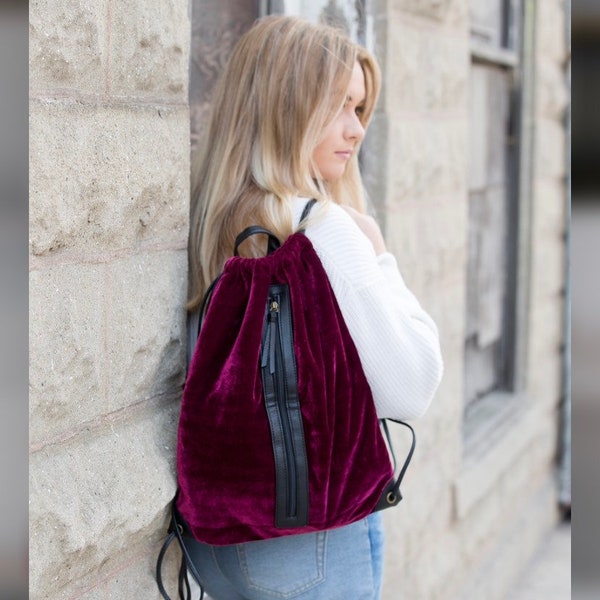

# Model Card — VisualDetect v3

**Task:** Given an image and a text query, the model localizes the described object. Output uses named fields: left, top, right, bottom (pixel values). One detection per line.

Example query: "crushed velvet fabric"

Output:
left=176, top=232, right=393, bottom=545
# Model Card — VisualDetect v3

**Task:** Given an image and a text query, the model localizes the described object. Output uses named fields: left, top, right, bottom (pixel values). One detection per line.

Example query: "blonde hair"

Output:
left=188, top=15, right=381, bottom=309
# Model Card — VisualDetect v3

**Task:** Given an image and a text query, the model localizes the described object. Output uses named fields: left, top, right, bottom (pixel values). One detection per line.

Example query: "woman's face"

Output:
left=312, top=62, right=366, bottom=182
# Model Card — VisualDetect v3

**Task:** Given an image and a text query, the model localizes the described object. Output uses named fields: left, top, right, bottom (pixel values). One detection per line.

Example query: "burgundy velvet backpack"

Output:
left=156, top=200, right=415, bottom=599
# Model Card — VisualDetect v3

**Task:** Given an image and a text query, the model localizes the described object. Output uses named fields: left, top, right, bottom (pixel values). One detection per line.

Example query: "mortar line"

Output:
left=65, top=545, right=149, bottom=600
left=29, top=239, right=188, bottom=271
left=29, top=90, right=188, bottom=110
left=29, top=389, right=182, bottom=454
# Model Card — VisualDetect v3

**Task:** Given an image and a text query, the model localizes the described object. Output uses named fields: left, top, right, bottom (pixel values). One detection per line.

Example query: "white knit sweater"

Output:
left=292, top=197, right=444, bottom=421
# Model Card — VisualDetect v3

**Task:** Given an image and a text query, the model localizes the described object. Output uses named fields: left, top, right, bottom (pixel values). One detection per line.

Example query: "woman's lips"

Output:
left=335, top=151, right=352, bottom=160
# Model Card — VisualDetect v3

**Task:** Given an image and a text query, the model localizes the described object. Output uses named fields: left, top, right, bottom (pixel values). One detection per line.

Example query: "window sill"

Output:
left=454, top=391, right=540, bottom=520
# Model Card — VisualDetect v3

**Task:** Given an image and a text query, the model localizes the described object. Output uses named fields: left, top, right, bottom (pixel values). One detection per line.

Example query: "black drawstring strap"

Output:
left=156, top=499, right=205, bottom=600
left=374, top=419, right=416, bottom=511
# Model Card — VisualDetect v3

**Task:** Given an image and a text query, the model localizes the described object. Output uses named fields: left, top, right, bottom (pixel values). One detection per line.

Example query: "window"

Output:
left=464, top=0, right=533, bottom=413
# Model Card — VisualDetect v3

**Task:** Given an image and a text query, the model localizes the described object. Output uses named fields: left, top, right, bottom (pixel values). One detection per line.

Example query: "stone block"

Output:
left=383, top=482, right=456, bottom=598
left=106, top=250, right=187, bottom=412
left=29, top=0, right=108, bottom=95
left=29, top=402, right=179, bottom=599
left=388, top=119, right=468, bottom=202
left=530, top=234, right=566, bottom=302
left=527, top=303, right=564, bottom=405
left=385, top=19, right=469, bottom=113
left=385, top=193, right=468, bottom=297
left=369, top=6, right=389, bottom=72
left=421, top=355, right=464, bottom=437
left=535, top=60, right=569, bottom=121
left=454, top=404, right=541, bottom=521
left=384, top=434, right=459, bottom=557
left=536, top=0, right=568, bottom=65
left=29, top=263, right=105, bottom=446
left=30, top=101, right=189, bottom=256
left=534, top=119, right=567, bottom=181
left=390, top=0, right=468, bottom=27
left=400, top=530, right=465, bottom=600
left=532, top=181, right=568, bottom=240
left=457, top=478, right=559, bottom=600
left=109, top=0, right=189, bottom=100
left=528, top=300, right=564, bottom=360
left=104, top=546, right=170, bottom=599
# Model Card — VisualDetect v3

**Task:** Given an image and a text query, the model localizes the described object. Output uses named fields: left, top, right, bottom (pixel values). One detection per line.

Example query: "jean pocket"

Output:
left=236, top=531, right=327, bottom=598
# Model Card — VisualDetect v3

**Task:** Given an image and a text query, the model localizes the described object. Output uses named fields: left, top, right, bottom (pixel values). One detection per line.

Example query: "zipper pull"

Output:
left=269, top=299, right=279, bottom=374
left=261, top=323, right=270, bottom=369
left=261, top=298, right=279, bottom=371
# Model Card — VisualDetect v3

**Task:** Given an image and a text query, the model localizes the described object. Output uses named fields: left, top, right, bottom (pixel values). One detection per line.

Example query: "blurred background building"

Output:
left=28, top=0, right=571, bottom=598
left=1, top=2, right=28, bottom=598
left=571, top=0, right=600, bottom=596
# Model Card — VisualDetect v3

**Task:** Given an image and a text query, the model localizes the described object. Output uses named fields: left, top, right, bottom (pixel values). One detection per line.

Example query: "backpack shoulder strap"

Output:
left=234, top=226, right=280, bottom=256
left=298, top=199, right=317, bottom=231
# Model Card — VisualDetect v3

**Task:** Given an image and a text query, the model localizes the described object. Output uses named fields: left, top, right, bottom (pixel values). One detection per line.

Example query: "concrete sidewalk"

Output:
left=507, top=520, right=571, bottom=599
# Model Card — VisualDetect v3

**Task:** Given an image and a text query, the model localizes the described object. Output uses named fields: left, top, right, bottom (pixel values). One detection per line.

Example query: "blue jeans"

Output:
left=183, top=512, right=385, bottom=600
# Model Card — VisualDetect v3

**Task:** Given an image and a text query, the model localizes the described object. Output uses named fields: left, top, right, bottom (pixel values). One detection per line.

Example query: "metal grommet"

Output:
left=177, top=524, right=184, bottom=535
left=386, top=492, right=397, bottom=504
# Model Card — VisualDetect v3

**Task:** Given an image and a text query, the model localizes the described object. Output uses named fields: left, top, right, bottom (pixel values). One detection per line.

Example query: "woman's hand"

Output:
left=341, top=206, right=387, bottom=255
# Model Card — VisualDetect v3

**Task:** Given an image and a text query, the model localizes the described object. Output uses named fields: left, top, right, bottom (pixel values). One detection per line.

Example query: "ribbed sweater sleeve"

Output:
left=292, top=198, right=444, bottom=420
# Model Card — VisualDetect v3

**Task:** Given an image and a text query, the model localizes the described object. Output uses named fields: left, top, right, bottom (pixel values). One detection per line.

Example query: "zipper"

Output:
left=260, top=286, right=308, bottom=528
left=262, top=294, right=297, bottom=519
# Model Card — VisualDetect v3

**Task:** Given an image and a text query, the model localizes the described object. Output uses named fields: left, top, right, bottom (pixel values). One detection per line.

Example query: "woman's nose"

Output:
left=345, top=113, right=365, bottom=142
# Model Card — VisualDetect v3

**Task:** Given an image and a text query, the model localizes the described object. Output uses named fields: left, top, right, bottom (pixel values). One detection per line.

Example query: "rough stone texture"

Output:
left=109, top=0, right=189, bottom=101
left=536, top=0, right=568, bottom=65
left=390, top=0, right=469, bottom=26
left=387, top=194, right=468, bottom=289
left=385, top=21, right=468, bottom=113
left=377, top=1, right=568, bottom=599
left=29, top=262, right=106, bottom=445
left=29, top=101, right=189, bottom=257
left=29, top=0, right=108, bottom=95
left=388, top=120, right=468, bottom=201
left=29, top=400, right=179, bottom=599
left=29, top=249, right=187, bottom=447
left=29, top=0, right=190, bottom=595
left=458, top=478, right=560, bottom=600
left=106, top=250, right=187, bottom=413
left=534, top=119, right=567, bottom=181
left=29, top=0, right=188, bottom=102
left=536, top=59, right=570, bottom=120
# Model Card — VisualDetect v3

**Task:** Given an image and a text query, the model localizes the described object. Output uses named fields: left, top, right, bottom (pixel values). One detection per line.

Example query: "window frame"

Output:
left=462, top=0, right=536, bottom=446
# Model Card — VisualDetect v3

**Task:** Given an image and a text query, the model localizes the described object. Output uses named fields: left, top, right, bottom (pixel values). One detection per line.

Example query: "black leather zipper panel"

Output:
left=260, top=284, right=309, bottom=528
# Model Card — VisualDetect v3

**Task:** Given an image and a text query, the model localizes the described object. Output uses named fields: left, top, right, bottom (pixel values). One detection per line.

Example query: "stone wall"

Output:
left=29, top=0, right=190, bottom=597
left=371, top=1, right=471, bottom=598
left=28, top=0, right=568, bottom=597
left=371, top=1, right=569, bottom=599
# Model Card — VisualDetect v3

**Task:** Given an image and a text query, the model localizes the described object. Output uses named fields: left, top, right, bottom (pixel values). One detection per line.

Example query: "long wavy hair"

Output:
left=188, top=15, right=381, bottom=309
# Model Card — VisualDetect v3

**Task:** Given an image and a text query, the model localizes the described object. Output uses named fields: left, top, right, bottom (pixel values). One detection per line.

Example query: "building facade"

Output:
left=29, top=0, right=569, bottom=598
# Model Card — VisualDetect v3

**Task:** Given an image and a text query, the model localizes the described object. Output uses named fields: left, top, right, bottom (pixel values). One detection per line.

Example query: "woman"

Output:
left=183, top=15, right=443, bottom=600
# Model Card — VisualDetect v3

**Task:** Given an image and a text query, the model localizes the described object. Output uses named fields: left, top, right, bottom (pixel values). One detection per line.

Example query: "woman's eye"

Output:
left=355, top=105, right=365, bottom=116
